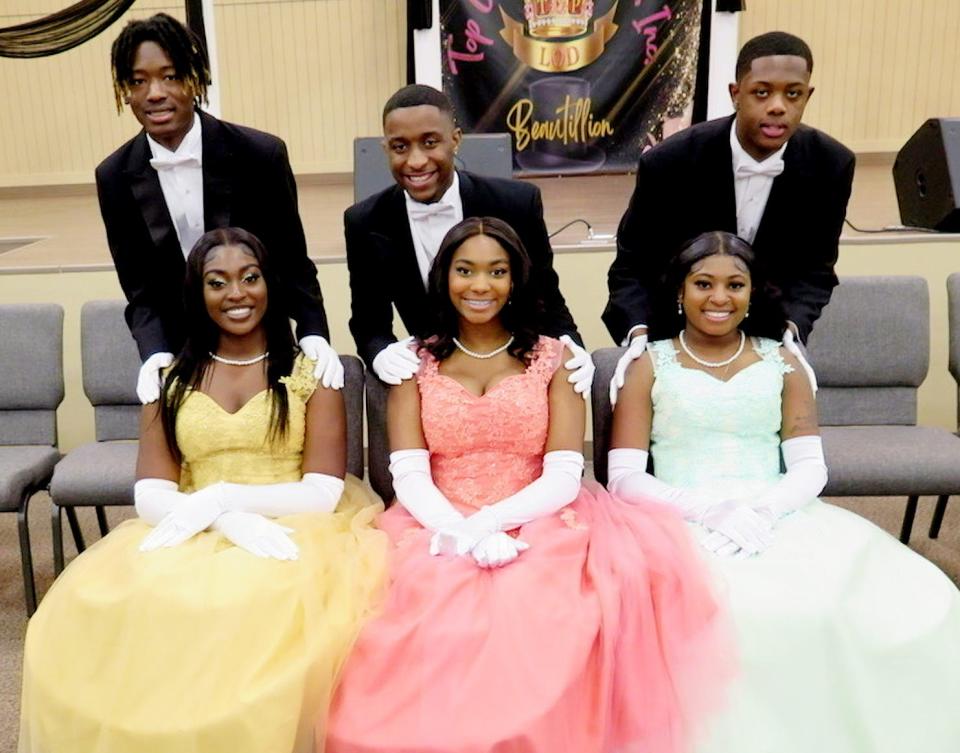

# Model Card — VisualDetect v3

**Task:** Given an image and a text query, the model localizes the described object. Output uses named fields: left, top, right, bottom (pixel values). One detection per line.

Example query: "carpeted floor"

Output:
left=1, top=492, right=958, bottom=752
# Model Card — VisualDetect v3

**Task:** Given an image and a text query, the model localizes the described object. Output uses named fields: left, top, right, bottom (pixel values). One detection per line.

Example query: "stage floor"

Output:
left=0, top=153, right=946, bottom=274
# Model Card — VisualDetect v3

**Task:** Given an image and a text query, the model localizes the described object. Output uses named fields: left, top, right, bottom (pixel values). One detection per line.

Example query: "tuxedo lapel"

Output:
left=199, top=112, right=232, bottom=230
left=124, top=134, right=179, bottom=253
left=752, top=132, right=808, bottom=250
left=705, top=118, right=738, bottom=232
left=378, top=187, right=428, bottom=302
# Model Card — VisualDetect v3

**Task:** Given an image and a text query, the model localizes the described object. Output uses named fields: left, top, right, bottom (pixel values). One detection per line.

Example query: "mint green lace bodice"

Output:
left=649, top=338, right=794, bottom=498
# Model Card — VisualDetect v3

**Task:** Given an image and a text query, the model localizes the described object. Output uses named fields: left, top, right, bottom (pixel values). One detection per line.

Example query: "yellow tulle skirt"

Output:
left=19, top=476, right=387, bottom=753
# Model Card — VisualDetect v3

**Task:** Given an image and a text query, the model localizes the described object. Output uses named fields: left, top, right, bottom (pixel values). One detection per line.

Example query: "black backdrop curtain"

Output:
left=0, top=0, right=135, bottom=58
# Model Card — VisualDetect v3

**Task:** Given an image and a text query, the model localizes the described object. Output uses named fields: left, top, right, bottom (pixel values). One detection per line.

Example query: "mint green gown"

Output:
left=649, top=338, right=960, bottom=753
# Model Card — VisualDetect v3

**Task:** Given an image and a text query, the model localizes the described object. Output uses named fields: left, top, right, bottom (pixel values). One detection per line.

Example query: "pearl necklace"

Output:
left=678, top=330, right=745, bottom=368
left=453, top=335, right=514, bottom=360
left=209, top=351, right=269, bottom=366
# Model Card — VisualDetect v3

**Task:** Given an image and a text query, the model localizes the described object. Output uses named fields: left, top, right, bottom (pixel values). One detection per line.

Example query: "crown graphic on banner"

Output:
left=524, top=0, right=595, bottom=39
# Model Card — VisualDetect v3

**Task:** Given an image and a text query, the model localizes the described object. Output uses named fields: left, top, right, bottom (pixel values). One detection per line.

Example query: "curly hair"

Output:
left=159, top=228, right=296, bottom=461
left=110, top=12, right=210, bottom=114
left=647, top=230, right=787, bottom=341
left=422, top=217, right=542, bottom=365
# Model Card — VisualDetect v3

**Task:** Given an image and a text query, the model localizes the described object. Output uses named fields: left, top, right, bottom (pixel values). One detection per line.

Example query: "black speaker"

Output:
left=893, top=118, right=960, bottom=232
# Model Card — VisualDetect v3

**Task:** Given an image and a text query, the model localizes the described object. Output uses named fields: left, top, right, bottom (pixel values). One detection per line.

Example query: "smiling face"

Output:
left=680, top=253, right=752, bottom=338
left=447, top=234, right=512, bottom=327
left=125, top=40, right=195, bottom=151
left=729, top=54, right=813, bottom=161
left=383, top=104, right=462, bottom=203
left=202, top=244, right=268, bottom=340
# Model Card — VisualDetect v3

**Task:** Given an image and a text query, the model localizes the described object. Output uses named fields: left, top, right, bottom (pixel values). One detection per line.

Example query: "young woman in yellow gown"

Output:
left=19, top=227, right=387, bottom=753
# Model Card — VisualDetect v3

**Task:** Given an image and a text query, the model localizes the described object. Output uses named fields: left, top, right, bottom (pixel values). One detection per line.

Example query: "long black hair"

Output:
left=648, top=230, right=787, bottom=340
left=159, top=227, right=296, bottom=461
left=423, top=216, right=542, bottom=365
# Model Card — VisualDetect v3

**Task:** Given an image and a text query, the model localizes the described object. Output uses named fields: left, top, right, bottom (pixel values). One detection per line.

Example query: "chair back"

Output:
left=365, top=371, right=393, bottom=503
left=807, top=276, right=928, bottom=426
left=81, top=301, right=141, bottom=441
left=340, top=355, right=365, bottom=479
left=353, top=133, right=514, bottom=203
left=590, top=347, right=624, bottom=486
left=0, top=304, right=64, bottom=446
left=947, top=273, right=960, bottom=429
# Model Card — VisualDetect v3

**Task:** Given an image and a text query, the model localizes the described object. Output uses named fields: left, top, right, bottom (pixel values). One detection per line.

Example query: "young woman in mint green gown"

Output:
left=609, top=230, right=960, bottom=753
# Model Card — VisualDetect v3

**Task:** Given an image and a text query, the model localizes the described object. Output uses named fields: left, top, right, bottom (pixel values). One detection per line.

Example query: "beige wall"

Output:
left=0, top=241, right=956, bottom=452
left=0, top=0, right=406, bottom=186
left=739, top=0, right=960, bottom=152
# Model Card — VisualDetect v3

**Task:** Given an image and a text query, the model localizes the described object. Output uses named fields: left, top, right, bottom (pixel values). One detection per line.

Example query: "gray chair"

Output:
left=365, top=371, right=393, bottom=503
left=806, top=276, right=960, bottom=543
left=50, top=301, right=140, bottom=574
left=590, top=347, right=623, bottom=487
left=353, top=133, right=514, bottom=203
left=0, top=304, right=64, bottom=614
left=928, top=272, right=960, bottom=538
left=341, top=355, right=366, bottom=480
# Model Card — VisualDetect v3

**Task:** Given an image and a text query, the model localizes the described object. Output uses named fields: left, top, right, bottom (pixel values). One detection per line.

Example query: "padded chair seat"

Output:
left=50, top=441, right=138, bottom=507
left=0, top=445, right=59, bottom=511
left=822, top=426, right=960, bottom=496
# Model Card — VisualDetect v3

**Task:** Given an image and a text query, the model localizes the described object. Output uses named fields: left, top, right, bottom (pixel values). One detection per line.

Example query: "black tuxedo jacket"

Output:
left=344, top=171, right=581, bottom=367
left=95, top=110, right=328, bottom=360
left=604, top=115, right=855, bottom=343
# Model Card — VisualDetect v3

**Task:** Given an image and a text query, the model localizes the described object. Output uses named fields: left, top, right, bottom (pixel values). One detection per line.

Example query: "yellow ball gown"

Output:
left=19, top=355, right=388, bottom=753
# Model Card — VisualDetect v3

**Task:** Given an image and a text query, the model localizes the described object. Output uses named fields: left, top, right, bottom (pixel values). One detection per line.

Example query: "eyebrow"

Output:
left=203, top=263, right=261, bottom=276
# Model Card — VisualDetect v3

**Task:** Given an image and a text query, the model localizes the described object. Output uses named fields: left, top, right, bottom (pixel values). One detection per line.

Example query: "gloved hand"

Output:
left=701, top=531, right=752, bottom=559
left=430, top=507, right=499, bottom=557
left=372, top=337, right=421, bottom=385
left=299, top=335, right=344, bottom=390
left=559, top=335, right=595, bottom=400
left=609, top=333, right=648, bottom=406
left=700, top=500, right=773, bottom=556
left=136, top=351, right=174, bottom=404
left=470, top=532, right=530, bottom=568
left=214, top=510, right=299, bottom=560
left=139, top=482, right=225, bottom=551
left=782, top=327, right=818, bottom=394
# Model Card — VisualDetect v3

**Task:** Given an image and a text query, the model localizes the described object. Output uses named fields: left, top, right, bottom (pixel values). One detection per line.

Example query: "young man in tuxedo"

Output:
left=97, top=13, right=341, bottom=402
left=605, top=31, right=855, bottom=402
left=345, top=85, right=594, bottom=394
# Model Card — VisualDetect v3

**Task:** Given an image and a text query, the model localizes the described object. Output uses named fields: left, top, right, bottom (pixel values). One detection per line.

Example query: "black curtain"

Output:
left=0, top=0, right=135, bottom=58
left=184, top=0, right=209, bottom=56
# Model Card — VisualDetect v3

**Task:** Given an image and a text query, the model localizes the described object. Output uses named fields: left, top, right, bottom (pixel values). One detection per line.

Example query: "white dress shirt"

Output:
left=404, top=171, right=463, bottom=287
left=148, top=113, right=205, bottom=258
left=730, top=121, right=787, bottom=244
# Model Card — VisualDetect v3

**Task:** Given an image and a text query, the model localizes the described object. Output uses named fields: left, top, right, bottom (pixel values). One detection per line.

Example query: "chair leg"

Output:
left=18, top=492, right=38, bottom=616
left=900, top=495, right=919, bottom=544
left=930, top=495, right=950, bottom=539
left=52, top=502, right=65, bottom=576
left=95, top=506, right=109, bottom=537
left=65, top=506, right=86, bottom=553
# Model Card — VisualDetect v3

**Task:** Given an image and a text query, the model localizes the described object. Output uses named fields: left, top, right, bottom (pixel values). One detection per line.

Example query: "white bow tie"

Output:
left=407, top=201, right=457, bottom=221
left=150, top=154, right=201, bottom=171
left=735, top=158, right=784, bottom=179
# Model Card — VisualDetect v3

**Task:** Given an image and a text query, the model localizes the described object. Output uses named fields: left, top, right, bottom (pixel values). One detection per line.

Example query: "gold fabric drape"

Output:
left=0, top=0, right=136, bottom=58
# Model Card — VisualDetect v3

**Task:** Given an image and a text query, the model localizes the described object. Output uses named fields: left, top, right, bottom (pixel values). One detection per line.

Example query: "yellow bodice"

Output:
left=175, top=354, right=317, bottom=492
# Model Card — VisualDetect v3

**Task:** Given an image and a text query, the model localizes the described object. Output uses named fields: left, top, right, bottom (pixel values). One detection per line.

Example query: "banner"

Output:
left=441, top=0, right=704, bottom=174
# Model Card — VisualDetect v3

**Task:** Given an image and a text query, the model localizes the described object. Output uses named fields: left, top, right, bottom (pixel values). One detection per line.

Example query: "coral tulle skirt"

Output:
left=324, top=482, right=734, bottom=753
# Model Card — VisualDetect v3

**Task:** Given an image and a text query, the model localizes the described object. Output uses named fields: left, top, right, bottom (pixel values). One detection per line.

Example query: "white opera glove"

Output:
left=607, top=448, right=724, bottom=521
left=700, top=500, right=773, bottom=555
left=609, top=333, right=648, bottom=406
left=218, top=473, right=345, bottom=516
left=559, top=335, right=595, bottom=399
left=372, top=337, right=421, bottom=385
left=751, top=435, right=827, bottom=522
left=214, top=511, right=299, bottom=560
left=298, top=335, right=344, bottom=390
left=138, top=480, right=226, bottom=551
left=470, top=531, right=530, bottom=569
left=389, top=449, right=465, bottom=554
left=435, top=451, right=584, bottom=556
left=136, top=351, right=173, bottom=404
left=782, top=328, right=818, bottom=394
